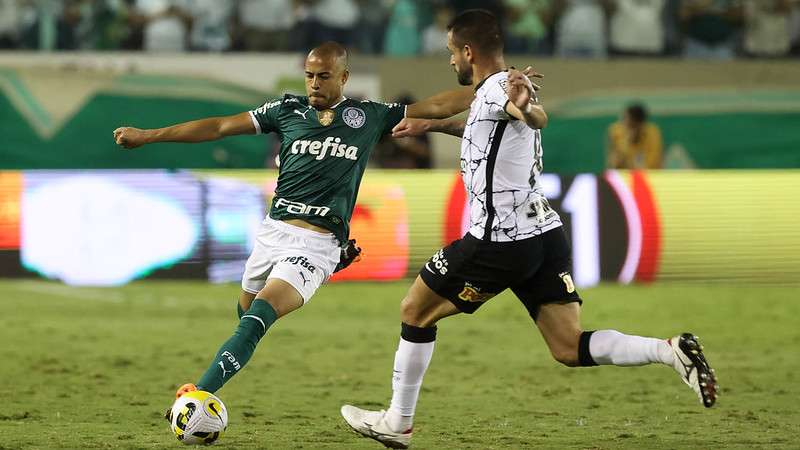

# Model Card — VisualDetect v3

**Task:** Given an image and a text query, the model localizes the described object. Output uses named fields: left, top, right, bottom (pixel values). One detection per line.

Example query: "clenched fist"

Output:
left=113, top=127, right=149, bottom=149
left=508, top=68, right=536, bottom=112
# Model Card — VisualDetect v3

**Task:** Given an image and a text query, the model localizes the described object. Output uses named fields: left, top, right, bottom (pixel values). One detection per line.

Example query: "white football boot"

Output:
left=669, top=333, right=719, bottom=407
left=340, top=405, right=412, bottom=449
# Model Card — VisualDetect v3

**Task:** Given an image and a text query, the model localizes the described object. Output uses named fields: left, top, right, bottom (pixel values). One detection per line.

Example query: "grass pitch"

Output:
left=0, top=280, right=797, bottom=449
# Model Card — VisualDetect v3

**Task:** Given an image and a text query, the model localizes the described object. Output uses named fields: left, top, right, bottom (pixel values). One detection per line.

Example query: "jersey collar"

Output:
left=474, top=70, right=507, bottom=92
left=329, top=96, right=348, bottom=109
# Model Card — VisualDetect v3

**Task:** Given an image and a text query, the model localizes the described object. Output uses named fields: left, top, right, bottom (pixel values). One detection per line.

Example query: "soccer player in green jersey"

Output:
left=113, top=42, right=485, bottom=402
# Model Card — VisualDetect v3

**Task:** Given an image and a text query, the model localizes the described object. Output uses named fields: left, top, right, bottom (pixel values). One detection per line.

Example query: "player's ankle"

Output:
left=385, top=408, right=413, bottom=433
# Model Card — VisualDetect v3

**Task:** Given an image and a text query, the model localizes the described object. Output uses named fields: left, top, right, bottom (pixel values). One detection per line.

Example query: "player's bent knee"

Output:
left=550, top=342, right=581, bottom=367
left=400, top=295, right=427, bottom=327
left=256, top=279, right=304, bottom=319
left=550, top=347, right=581, bottom=367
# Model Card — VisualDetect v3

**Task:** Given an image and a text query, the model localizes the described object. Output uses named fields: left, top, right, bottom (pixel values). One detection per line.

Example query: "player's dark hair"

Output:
left=447, top=9, right=503, bottom=54
left=627, top=103, right=648, bottom=123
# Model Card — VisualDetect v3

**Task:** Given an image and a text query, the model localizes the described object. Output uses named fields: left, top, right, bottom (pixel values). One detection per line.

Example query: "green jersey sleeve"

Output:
left=373, top=102, right=407, bottom=134
left=249, top=98, right=283, bottom=134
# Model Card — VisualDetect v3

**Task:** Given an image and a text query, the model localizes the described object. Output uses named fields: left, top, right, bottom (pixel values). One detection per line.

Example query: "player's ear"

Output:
left=463, top=44, right=474, bottom=64
left=341, top=69, right=349, bottom=86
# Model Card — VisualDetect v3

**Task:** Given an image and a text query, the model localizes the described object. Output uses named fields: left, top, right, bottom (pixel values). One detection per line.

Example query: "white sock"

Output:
left=588, top=330, right=674, bottom=366
left=385, top=337, right=434, bottom=432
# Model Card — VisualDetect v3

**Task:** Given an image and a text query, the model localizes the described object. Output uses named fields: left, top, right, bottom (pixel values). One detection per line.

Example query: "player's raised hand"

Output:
left=391, top=118, right=431, bottom=138
left=507, top=68, right=536, bottom=111
left=113, top=127, right=149, bottom=149
left=521, top=65, right=543, bottom=91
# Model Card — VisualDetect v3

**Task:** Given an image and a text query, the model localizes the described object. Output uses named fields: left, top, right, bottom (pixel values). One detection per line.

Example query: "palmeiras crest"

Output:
left=342, top=107, right=366, bottom=129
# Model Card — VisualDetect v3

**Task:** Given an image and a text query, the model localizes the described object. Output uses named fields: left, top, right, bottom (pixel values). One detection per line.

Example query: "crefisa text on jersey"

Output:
left=290, top=136, right=359, bottom=161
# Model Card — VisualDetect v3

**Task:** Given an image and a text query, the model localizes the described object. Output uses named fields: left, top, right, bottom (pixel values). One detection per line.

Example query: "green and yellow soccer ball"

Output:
left=168, top=391, right=228, bottom=445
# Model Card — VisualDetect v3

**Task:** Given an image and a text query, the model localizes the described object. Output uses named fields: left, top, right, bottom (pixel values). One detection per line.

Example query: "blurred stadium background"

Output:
left=1, top=1, right=799, bottom=449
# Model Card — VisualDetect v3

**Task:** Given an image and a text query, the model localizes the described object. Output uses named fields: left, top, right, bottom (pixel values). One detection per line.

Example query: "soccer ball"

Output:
left=168, top=390, right=228, bottom=445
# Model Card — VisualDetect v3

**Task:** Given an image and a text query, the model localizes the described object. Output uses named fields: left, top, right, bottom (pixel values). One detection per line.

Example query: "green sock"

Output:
left=196, top=299, right=277, bottom=393
left=237, top=303, right=244, bottom=319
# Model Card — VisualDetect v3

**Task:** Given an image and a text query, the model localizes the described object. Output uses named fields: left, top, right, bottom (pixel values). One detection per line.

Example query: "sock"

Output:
left=196, top=299, right=277, bottom=393
left=581, top=329, right=674, bottom=367
left=237, top=302, right=244, bottom=319
left=385, top=323, right=436, bottom=433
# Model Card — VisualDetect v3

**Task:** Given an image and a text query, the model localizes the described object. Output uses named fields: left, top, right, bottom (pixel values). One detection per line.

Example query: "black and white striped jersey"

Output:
left=460, top=71, right=562, bottom=242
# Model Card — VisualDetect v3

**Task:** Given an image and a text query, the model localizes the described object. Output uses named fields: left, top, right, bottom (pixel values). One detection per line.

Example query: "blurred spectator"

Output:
left=607, top=102, right=663, bottom=169
left=742, top=0, right=792, bottom=57
left=553, top=0, right=612, bottom=58
left=504, top=0, right=553, bottom=54
left=447, top=0, right=506, bottom=20
left=291, top=0, right=315, bottom=51
left=376, top=94, right=433, bottom=168
left=132, top=0, right=191, bottom=52
left=0, top=0, right=798, bottom=57
left=56, top=0, right=83, bottom=50
left=609, top=0, right=667, bottom=56
left=384, top=0, right=421, bottom=56
left=0, top=0, right=22, bottom=48
left=792, top=0, right=800, bottom=55
left=680, top=0, right=743, bottom=59
left=186, top=0, right=234, bottom=51
left=234, top=0, right=294, bottom=52
left=92, top=0, right=134, bottom=50
left=421, top=5, right=452, bottom=55
left=312, top=0, right=359, bottom=48
left=663, top=0, right=683, bottom=54
left=355, top=0, right=391, bottom=54
left=16, top=0, right=44, bottom=49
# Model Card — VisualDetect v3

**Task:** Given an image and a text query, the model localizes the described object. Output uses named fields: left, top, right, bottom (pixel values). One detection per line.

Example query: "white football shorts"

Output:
left=241, top=216, right=340, bottom=303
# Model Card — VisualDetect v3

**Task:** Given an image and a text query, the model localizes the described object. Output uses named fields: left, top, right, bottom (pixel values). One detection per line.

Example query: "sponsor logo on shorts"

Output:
left=290, top=136, right=359, bottom=160
left=426, top=249, right=449, bottom=275
left=282, top=255, right=317, bottom=273
left=458, top=282, right=496, bottom=303
left=559, top=271, right=575, bottom=293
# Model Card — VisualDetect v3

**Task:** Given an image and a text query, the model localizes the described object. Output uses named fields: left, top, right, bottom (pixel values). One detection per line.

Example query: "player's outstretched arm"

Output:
left=405, top=88, right=474, bottom=119
left=391, top=118, right=465, bottom=138
left=505, top=68, right=548, bottom=129
left=406, top=66, right=543, bottom=120
left=113, top=112, right=256, bottom=149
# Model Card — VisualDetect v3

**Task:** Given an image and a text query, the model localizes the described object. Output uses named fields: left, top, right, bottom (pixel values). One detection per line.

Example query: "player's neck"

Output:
left=314, top=95, right=346, bottom=110
left=472, top=57, right=506, bottom=90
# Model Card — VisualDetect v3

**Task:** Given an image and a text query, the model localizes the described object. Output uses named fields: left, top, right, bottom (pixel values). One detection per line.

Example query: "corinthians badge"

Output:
left=317, top=109, right=335, bottom=126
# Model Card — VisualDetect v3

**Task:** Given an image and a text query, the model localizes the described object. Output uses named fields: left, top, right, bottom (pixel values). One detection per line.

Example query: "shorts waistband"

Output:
left=265, top=216, right=337, bottom=242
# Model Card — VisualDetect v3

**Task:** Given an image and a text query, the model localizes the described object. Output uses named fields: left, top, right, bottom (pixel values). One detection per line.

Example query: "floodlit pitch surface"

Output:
left=1, top=280, right=796, bottom=449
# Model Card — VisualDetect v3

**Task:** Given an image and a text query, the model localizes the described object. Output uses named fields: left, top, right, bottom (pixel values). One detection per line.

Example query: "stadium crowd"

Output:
left=0, top=0, right=799, bottom=58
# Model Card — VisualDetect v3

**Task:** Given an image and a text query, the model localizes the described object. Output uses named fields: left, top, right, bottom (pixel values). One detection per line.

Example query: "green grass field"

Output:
left=1, top=280, right=797, bottom=449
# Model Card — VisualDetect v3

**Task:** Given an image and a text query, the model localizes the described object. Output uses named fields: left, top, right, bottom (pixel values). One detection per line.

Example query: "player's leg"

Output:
left=534, top=301, right=674, bottom=367
left=193, top=279, right=304, bottom=394
left=389, top=276, right=460, bottom=425
left=534, top=301, right=718, bottom=407
left=237, top=289, right=256, bottom=318
left=342, top=236, right=503, bottom=448
left=184, top=218, right=339, bottom=396
left=518, top=228, right=718, bottom=407
left=341, top=275, right=459, bottom=448
left=175, top=290, right=267, bottom=398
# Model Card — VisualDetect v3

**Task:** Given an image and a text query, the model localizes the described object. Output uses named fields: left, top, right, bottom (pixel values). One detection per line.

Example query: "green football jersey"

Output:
left=249, top=94, right=406, bottom=244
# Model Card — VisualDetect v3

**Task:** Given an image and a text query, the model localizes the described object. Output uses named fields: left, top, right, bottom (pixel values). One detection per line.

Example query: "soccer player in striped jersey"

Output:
left=340, top=10, right=718, bottom=449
